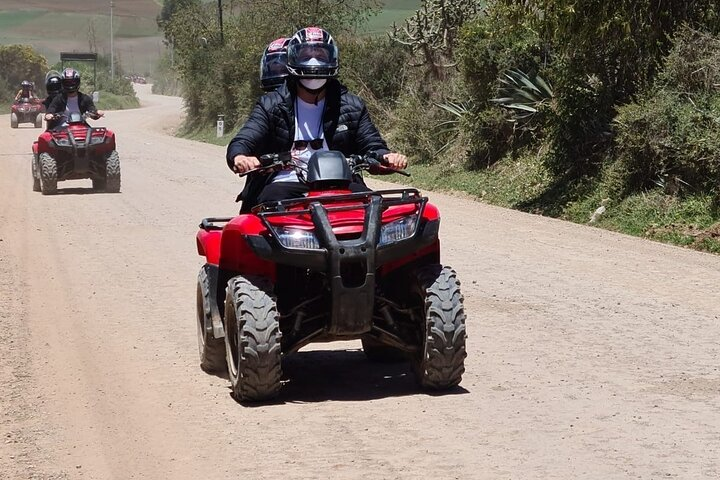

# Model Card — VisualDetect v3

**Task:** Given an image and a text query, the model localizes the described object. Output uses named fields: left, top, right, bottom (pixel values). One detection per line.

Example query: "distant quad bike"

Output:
left=195, top=151, right=467, bottom=402
left=11, top=98, right=44, bottom=128
left=31, top=112, right=120, bottom=194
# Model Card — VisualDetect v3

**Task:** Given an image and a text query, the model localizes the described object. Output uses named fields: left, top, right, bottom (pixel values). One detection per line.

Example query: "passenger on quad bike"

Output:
left=45, top=68, right=104, bottom=126
left=42, top=71, right=63, bottom=130
left=227, top=26, right=408, bottom=212
left=259, top=36, right=291, bottom=92
left=15, top=80, right=37, bottom=101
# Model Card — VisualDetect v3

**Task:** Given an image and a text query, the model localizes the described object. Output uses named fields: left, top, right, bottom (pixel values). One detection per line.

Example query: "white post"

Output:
left=216, top=115, right=225, bottom=138
left=110, top=0, right=114, bottom=82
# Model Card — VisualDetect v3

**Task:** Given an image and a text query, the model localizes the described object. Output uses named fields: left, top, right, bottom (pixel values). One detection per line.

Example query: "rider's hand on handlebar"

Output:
left=233, top=154, right=261, bottom=174
left=383, top=152, right=408, bottom=170
left=44, top=113, right=56, bottom=121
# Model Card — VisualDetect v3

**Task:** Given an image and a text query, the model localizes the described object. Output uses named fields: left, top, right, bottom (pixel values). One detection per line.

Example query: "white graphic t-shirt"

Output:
left=272, top=97, right=328, bottom=183
left=65, top=95, right=80, bottom=116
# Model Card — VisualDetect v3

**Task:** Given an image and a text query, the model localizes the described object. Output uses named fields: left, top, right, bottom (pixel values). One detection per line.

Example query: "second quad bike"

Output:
left=32, top=112, right=120, bottom=194
left=11, top=98, right=44, bottom=128
left=195, top=151, right=467, bottom=402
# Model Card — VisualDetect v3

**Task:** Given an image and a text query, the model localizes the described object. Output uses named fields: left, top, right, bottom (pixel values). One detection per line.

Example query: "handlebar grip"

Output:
left=258, top=151, right=292, bottom=167
left=258, top=154, right=277, bottom=167
left=366, top=151, right=389, bottom=165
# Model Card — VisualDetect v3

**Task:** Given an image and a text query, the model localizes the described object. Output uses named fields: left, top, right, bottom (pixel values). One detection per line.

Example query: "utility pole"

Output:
left=110, top=0, right=115, bottom=82
left=218, top=0, right=224, bottom=45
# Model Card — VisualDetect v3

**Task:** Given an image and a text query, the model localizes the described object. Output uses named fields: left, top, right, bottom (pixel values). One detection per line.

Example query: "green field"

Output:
left=363, top=0, right=422, bottom=35
left=0, top=7, right=162, bottom=76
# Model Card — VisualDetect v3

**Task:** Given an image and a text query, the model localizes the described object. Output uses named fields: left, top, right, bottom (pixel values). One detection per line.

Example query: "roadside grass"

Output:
left=96, top=92, right=140, bottom=111
left=179, top=124, right=234, bottom=147
left=565, top=190, right=720, bottom=254
left=387, top=154, right=720, bottom=254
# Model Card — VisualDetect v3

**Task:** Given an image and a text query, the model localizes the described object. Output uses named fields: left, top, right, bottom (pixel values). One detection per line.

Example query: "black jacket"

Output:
left=226, top=79, right=390, bottom=212
left=46, top=91, right=98, bottom=115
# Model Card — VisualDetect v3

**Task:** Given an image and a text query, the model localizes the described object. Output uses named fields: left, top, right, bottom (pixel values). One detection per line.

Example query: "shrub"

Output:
left=614, top=91, right=720, bottom=199
left=339, top=35, right=409, bottom=106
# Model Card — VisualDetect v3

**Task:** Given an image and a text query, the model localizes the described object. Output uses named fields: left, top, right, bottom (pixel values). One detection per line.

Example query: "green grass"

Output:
left=380, top=152, right=720, bottom=254
left=95, top=92, right=140, bottom=111
left=179, top=124, right=235, bottom=147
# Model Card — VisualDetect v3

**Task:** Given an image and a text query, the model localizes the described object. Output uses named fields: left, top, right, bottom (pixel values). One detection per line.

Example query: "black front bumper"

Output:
left=244, top=190, right=439, bottom=336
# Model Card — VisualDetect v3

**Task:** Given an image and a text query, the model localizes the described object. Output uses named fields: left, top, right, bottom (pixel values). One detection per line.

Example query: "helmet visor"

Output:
left=288, top=43, right=338, bottom=71
left=62, top=78, right=79, bottom=91
left=261, top=52, right=288, bottom=79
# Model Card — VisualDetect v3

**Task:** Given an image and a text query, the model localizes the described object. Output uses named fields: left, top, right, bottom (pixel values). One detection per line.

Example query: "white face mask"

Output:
left=300, top=78, right=327, bottom=90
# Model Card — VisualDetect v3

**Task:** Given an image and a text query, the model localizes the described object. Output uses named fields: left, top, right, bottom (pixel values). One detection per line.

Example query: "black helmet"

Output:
left=260, top=37, right=290, bottom=92
left=45, top=71, right=62, bottom=95
left=61, top=67, right=81, bottom=93
left=286, top=27, right=338, bottom=79
left=21, top=80, right=33, bottom=91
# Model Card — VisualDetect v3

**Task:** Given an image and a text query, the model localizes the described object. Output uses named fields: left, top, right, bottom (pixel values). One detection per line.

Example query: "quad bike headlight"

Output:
left=274, top=227, right=321, bottom=249
left=378, top=214, right=419, bottom=246
left=53, top=137, right=70, bottom=146
left=89, top=135, right=106, bottom=145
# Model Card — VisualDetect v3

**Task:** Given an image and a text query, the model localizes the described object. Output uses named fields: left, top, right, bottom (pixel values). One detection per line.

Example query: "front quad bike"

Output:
left=11, top=98, right=44, bottom=128
left=34, top=112, right=120, bottom=194
left=196, top=151, right=467, bottom=402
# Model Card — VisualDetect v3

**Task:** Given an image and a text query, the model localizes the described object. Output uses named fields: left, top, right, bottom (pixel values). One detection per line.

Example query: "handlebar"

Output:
left=238, top=151, right=410, bottom=178
left=45, top=111, right=102, bottom=121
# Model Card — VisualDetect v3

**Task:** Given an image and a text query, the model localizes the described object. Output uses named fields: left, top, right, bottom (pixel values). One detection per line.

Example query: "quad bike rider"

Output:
left=42, top=70, right=63, bottom=130
left=14, top=80, right=37, bottom=102
left=10, top=80, right=43, bottom=128
left=195, top=27, right=467, bottom=402
left=259, top=36, right=291, bottom=92
left=31, top=68, right=119, bottom=194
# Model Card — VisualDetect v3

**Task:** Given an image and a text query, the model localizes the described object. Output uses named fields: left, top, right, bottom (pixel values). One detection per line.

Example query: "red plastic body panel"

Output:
left=196, top=230, right=223, bottom=265
left=197, top=214, right=276, bottom=280
left=196, top=189, right=443, bottom=281
left=36, top=124, right=116, bottom=156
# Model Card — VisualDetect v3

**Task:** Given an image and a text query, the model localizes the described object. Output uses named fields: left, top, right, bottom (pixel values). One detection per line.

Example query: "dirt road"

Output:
left=1, top=85, right=719, bottom=479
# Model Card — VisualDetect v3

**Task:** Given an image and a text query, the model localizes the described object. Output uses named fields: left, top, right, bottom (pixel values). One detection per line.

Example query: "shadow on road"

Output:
left=237, top=348, right=469, bottom=406
left=55, top=187, right=117, bottom=195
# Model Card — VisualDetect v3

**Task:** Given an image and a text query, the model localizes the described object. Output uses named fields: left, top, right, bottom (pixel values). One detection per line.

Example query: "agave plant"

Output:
left=491, top=68, right=554, bottom=122
left=433, top=100, right=474, bottom=154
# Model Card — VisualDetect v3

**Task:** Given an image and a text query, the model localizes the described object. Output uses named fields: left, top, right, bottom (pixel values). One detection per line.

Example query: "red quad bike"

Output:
left=11, top=98, right=44, bottom=128
left=31, top=112, right=120, bottom=194
left=195, top=151, right=467, bottom=402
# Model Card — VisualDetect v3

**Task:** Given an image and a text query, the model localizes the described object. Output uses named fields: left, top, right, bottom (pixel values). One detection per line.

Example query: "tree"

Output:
left=390, top=0, right=484, bottom=80
left=0, top=45, right=49, bottom=102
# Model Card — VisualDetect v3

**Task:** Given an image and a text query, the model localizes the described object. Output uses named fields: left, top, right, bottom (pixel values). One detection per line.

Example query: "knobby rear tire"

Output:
left=197, top=265, right=227, bottom=374
left=224, top=275, right=282, bottom=402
